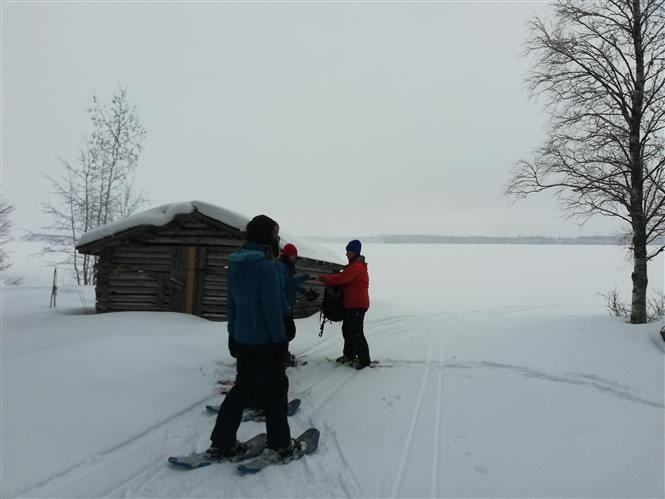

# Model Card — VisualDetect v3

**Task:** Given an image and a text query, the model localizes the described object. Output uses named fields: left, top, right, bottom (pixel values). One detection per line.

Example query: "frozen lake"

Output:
left=321, top=242, right=665, bottom=315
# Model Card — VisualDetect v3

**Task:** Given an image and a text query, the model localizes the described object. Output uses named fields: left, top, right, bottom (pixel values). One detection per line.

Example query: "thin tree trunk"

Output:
left=67, top=171, right=82, bottom=286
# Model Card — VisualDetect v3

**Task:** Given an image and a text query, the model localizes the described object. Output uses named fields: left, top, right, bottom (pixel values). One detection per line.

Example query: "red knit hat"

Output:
left=282, top=243, right=298, bottom=256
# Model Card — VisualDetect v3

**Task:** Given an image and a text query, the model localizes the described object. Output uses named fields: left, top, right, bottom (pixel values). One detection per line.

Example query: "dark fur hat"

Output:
left=246, top=215, right=278, bottom=246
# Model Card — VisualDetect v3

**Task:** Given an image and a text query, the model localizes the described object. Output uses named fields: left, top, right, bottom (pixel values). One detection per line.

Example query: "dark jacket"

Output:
left=277, top=259, right=309, bottom=315
left=227, top=243, right=286, bottom=345
left=319, top=256, right=370, bottom=310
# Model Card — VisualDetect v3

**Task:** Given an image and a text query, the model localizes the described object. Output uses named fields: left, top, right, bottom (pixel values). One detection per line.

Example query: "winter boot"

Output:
left=206, top=440, right=248, bottom=461
left=267, top=438, right=303, bottom=464
left=278, top=438, right=303, bottom=459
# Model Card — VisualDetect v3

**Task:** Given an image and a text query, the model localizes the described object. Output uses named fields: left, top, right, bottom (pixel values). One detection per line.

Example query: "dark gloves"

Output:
left=304, top=290, right=319, bottom=302
left=228, top=335, right=237, bottom=358
left=296, top=274, right=312, bottom=288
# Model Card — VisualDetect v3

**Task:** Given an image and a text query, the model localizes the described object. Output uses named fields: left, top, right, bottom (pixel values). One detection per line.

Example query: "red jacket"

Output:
left=319, top=257, right=370, bottom=310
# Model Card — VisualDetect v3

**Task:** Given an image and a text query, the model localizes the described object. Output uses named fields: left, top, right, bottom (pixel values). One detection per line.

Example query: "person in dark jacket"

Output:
left=318, top=239, right=371, bottom=370
left=208, top=215, right=300, bottom=459
left=277, top=243, right=316, bottom=365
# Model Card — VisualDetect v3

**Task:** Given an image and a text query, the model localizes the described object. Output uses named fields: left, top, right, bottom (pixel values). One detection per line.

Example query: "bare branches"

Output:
left=86, top=87, right=147, bottom=227
left=601, top=287, right=631, bottom=318
left=509, top=0, right=665, bottom=233
left=0, top=191, right=16, bottom=272
left=42, top=88, right=148, bottom=284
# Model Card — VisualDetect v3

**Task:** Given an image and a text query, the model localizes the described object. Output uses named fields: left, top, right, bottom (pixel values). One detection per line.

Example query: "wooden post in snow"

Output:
left=49, top=268, right=57, bottom=308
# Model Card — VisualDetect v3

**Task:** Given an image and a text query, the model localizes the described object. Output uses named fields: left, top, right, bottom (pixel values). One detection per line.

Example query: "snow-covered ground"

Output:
left=2, top=244, right=664, bottom=498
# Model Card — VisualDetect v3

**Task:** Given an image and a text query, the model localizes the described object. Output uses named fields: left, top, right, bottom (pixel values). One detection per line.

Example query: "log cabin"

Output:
left=76, top=201, right=345, bottom=320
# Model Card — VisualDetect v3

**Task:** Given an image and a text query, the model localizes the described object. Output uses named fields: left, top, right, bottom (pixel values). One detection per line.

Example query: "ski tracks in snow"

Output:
left=431, top=321, right=445, bottom=499
left=15, top=394, right=219, bottom=498
left=390, top=321, right=436, bottom=497
left=295, top=423, right=364, bottom=499
left=387, top=315, right=449, bottom=499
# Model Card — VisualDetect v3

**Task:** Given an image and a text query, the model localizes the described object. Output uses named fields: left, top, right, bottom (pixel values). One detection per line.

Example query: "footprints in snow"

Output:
left=379, top=394, right=402, bottom=410
left=454, top=435, right=490, bottom=477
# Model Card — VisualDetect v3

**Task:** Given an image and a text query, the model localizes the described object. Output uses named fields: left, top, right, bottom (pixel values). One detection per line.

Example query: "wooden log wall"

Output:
left=95, top=246, right=175, bottom=313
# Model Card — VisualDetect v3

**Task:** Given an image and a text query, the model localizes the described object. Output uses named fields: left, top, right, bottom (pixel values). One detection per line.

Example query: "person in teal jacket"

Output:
left=209, top=215, right=300, bottom=460
left=227, top=243, right=286, bottom=346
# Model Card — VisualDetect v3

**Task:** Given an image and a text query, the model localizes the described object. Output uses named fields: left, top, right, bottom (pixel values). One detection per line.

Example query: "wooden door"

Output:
left=171, top=247, right=198, bottom=314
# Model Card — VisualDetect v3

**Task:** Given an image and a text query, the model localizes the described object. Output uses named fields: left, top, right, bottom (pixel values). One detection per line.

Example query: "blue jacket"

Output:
left=277, top=261, right=309, bottom=315
left=227, top=243, right=286, bottom=345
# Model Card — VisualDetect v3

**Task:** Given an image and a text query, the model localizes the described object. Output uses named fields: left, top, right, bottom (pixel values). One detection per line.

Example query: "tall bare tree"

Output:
left=42, top=87, right=147, bottom=285
left=507, top=0, right=665, bottom=324
left=0, top=191, right=16, bottom=272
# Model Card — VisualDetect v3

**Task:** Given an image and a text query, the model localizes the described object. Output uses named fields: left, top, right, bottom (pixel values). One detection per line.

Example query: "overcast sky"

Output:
left=2, top=1, right=624, bottom=238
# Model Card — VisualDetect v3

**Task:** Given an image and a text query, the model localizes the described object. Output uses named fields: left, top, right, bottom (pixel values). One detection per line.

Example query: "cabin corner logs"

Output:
left=78, top=211, right=343, bottom=321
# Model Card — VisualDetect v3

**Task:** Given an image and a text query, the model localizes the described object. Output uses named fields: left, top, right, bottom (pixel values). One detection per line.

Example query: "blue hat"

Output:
left=346, top=239, right=362, bottom=254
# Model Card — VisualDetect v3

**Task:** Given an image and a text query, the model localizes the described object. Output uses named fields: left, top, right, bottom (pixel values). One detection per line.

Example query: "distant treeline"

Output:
left=308, top=235, right=665, bottom=245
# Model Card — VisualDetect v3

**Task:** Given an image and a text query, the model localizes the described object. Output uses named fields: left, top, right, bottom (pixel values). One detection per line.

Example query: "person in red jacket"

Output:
left=318, top=239, right=372, bottom=370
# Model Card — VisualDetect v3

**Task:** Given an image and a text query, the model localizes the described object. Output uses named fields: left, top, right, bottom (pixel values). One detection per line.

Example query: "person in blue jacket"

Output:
left=277, top=243, right=316, bottom=365
left=208, top=215, right=300, bottom=460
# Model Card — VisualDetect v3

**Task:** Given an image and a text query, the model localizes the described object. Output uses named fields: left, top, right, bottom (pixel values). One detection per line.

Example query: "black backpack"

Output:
left=319, top=285, right=344, bottom=336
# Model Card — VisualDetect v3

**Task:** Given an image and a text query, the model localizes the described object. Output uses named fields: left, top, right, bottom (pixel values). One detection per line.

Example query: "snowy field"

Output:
left=1, top=243, right=664, bottom=498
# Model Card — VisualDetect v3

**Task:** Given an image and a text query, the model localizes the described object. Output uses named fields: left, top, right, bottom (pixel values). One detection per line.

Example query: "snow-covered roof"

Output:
left=77, top=201, right=346, bottom=265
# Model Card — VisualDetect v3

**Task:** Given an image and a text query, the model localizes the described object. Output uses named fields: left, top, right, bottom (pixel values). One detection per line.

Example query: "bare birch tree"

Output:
left=506, top=0, right=665, bottom=324
left=0, top=191, right=15, bottom=272
left=42, top=87, right=147, bottom=285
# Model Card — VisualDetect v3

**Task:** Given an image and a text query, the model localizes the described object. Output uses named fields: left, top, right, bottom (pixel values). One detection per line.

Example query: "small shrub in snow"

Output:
left=602, top=288, right=665, bottom=322
left=647, top=290, right=665, bottom=322
left=601, top=288, right=629, bottom=320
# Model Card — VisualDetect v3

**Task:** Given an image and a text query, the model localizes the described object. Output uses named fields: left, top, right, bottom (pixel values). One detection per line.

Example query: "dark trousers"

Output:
left=341, top=308, right=371, bottom=365
left=210, top=343, right=291, bottom=450
left=284, top=315, right=296, bottom=342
